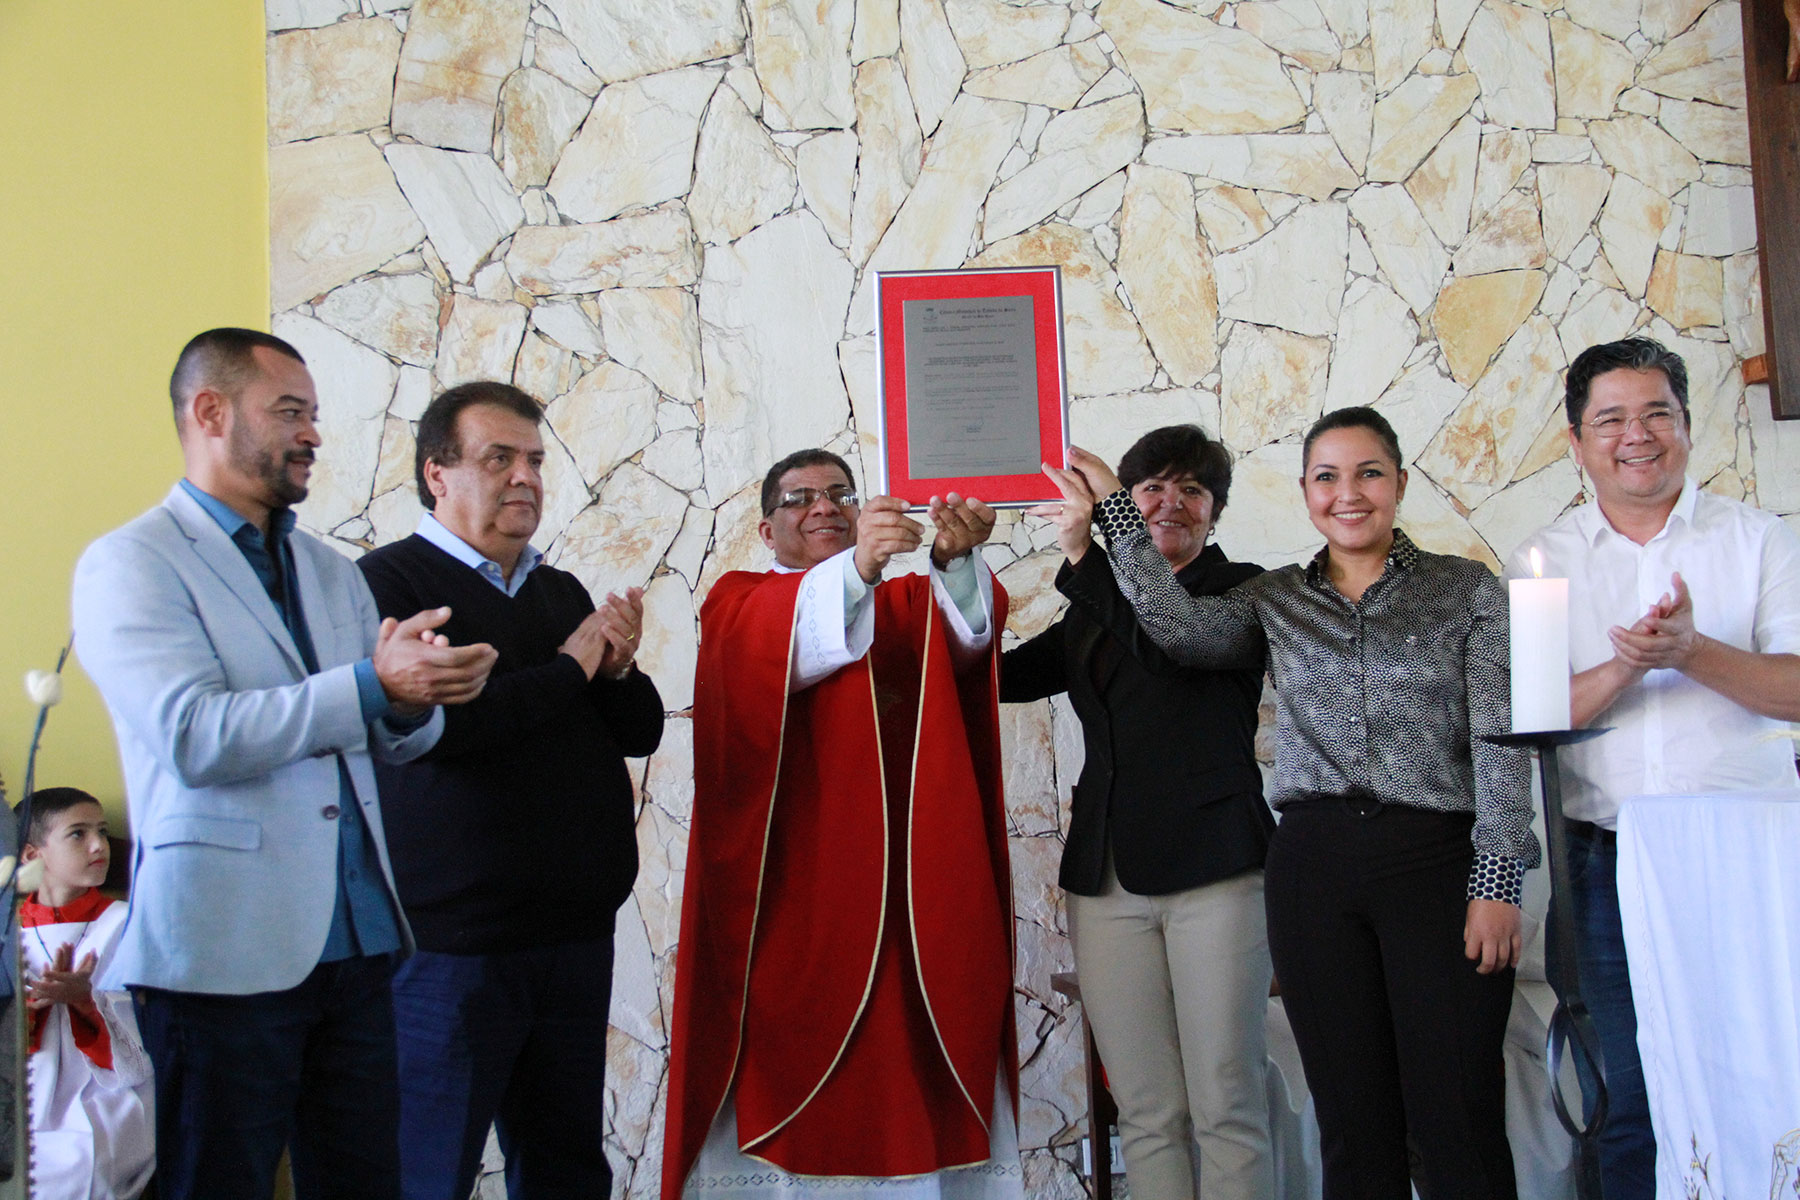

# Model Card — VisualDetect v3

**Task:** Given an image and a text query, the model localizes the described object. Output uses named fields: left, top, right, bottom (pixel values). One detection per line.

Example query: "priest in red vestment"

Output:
left=664, top=449, right=1020, bottom=1199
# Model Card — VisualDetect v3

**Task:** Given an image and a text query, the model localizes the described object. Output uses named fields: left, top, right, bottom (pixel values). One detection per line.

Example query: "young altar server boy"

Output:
left=17, top=787, right=154, bottom=1200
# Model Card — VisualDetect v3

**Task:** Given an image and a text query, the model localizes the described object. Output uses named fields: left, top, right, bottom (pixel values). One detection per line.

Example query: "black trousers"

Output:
left=391, top=933, right=616, bottom=1200
left=134, top=954, right=401, bottom=1200
left=1266, top=797, right=1517, bottom=1200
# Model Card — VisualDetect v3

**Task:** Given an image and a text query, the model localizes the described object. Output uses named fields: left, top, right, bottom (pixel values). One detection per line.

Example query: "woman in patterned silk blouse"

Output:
left=1044, top=407, right=1537, bottom=1200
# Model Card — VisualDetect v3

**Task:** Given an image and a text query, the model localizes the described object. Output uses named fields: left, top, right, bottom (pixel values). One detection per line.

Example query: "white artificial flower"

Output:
left=24, top=669, right=63, bottom=707
left=13, top=856, right=43, bottom=896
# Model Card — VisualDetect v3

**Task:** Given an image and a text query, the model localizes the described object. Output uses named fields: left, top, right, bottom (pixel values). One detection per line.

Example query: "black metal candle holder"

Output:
left=1482, top=727, right=1611, bottom=1200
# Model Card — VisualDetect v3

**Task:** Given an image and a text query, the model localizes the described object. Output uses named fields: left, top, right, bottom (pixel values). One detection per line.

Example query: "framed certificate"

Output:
left=873, top=266, right=1068, bottom=508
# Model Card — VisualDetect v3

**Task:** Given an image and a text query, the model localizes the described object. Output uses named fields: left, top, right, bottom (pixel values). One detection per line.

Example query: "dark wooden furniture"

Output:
left=1740, top=0, right=1800, bottom=418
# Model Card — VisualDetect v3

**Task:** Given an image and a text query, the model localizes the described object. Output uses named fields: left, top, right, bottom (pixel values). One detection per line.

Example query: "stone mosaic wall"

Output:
left=265, top=0, right=1798, bottom=1194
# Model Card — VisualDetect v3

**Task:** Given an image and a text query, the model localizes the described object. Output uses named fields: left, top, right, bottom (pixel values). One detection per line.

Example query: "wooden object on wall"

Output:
left=1741, top=0, right=1800, bottom=418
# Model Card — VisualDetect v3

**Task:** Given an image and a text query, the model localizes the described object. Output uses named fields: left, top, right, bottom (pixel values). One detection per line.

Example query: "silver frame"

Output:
left=872, top=265, right=1070, bottom=509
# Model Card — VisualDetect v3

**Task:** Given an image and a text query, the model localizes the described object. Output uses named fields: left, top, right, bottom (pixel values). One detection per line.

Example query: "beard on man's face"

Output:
left=230, top=425, right=313, bottom=508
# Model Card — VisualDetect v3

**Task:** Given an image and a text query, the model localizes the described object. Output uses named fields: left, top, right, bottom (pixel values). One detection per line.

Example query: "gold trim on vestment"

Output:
left=709, top=606, right=797, bottom=1146
left=740, top=606, right=890, bottom=1151
left=904, top=597, right=989, bottom=1133
left=738, top=1144, right=1001, bottom=1180
left=990, top=627, right=1019, bottom=1125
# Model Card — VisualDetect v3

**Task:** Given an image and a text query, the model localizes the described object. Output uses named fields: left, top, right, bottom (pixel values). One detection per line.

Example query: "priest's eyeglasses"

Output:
left=777, top=486, right=860, bottom=510
left=1582, top=409, right=1680, bottom=439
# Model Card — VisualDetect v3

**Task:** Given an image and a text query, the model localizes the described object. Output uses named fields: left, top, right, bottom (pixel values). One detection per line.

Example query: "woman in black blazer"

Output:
left=1002, top=426, right=1275, bottom=1200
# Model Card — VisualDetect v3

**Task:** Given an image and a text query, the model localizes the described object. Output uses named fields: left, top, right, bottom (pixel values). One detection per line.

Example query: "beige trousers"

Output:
left=1067, top=864, right=1275, bottom=1200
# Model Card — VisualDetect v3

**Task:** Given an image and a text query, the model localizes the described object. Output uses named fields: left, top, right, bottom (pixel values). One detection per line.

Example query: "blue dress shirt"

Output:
left=178, top=480, right=402, bottom=961
left=415, top=512, right=542, bottom=595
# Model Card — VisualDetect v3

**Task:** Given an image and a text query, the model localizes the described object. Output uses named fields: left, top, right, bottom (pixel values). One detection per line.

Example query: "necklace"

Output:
left=28, top=902, right=94, bottom=973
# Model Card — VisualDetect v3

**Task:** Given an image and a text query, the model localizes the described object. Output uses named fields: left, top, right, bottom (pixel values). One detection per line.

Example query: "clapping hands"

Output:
left=375, top=607, right=499, bottom=715
left=1609, top=572, right=1700, bottom=674
left=27, top=942, right=98, bottom=1013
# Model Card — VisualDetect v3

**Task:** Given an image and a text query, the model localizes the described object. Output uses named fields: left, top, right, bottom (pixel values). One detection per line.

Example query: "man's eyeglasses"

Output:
left=776, top=487, right=860, bottom=510
left=1581, top=410, right=1681, bottom=440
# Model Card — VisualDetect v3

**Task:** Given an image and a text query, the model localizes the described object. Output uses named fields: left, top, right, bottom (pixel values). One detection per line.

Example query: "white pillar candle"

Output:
left=1509, top=548, right=1570, bottom=733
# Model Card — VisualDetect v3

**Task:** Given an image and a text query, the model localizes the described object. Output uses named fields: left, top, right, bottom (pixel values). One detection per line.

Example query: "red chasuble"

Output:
left=663, top=568, right=1016, bottom=1196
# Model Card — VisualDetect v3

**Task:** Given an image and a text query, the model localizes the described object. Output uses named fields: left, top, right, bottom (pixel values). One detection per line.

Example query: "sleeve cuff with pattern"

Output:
left=1466, top=852, right=1526, bottom=906
left=1093, top=489, right=1142, bottom=541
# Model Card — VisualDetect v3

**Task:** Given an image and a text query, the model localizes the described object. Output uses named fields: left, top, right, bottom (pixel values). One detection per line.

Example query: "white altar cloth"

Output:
left=1617, top=789, right=1800, bottom=1200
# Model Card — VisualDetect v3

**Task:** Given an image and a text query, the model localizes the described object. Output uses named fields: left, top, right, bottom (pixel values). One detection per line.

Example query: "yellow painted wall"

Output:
left=0, top=0, right=269, bottom=823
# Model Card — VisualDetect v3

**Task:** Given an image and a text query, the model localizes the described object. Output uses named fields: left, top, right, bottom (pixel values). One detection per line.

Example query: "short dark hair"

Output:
left=414, top=382, right=544, bottom=509
left=1117, top=424, right=1235, bottom=514
left=169, top=328, right=306, bottom=431
left=1302, top=406, right=1404, bottom=471
left=760, top=449, right=856, bottom=517
left=1564, top=337, right=1690, bottom=427
left=16, top=786, right=104, bottom=849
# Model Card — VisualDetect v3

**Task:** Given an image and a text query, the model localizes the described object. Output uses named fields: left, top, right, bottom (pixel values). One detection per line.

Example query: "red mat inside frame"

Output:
left=875, top=267, right=1067, bottom=507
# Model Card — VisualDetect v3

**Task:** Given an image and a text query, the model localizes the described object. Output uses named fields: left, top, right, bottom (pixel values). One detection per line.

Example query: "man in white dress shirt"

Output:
left=1506, top=337, right=1800, bottom=1199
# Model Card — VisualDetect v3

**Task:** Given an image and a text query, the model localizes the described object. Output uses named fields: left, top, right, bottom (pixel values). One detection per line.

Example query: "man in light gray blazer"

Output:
left=72, top=328, right=498, bottom=1200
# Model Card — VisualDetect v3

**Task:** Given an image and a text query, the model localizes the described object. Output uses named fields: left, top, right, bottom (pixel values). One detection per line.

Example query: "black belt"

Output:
left=1286, top=788, right=1387, bottom=817
left=1564, top=818, right=1617, bottom=847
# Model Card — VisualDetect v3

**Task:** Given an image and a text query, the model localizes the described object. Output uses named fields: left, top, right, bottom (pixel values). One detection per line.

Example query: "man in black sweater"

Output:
left=358, top=381, right=663, bottom=1200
